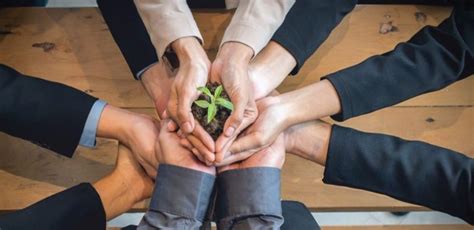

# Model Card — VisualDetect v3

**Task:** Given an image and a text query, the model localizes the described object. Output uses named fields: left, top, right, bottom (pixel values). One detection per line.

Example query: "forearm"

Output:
left=0, top=183, right=106, bottom=229
left=249, top=41, right=297, bottom=99
left=134, top=0, right=202, bottom=58
left=271, top=0, right=357, bottom=74
left=325, top=6, right=474, bottom=121
left=221, top=0, right=295, bottom=56
left=93, top=172, right=137, bottom=220
left=0, top=64, right=97, bottom=156
left=323, top=125, right=474, bottom=224
left=278, top=79, right=341, bottom=128
left=139, top=165, right=215, bottom=229
left=97, top=0, right=157, bottom=79
left=216, top=168, right=283, bottom=229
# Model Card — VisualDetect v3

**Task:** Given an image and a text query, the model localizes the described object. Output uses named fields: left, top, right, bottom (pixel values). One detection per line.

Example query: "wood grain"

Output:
left=0, top=5, right=472, bottom=216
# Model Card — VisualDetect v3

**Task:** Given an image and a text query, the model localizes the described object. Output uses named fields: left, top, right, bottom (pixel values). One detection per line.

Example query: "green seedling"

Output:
left=194, top=85, right=234, bottom=124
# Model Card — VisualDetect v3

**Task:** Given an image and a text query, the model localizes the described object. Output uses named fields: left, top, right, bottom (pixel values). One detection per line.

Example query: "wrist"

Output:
left=284, top=121, right=332, bottom=166
left=217, top=42, right=253, bottom=65
left=96, top=105, right=137, bottom=146
left=171, top=37, right=210, bottom=66
left=279, top=80, right=341, bottom=124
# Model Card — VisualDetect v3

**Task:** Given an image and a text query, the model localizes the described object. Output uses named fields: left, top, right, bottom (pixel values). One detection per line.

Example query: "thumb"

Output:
left=229, top=132, right=266, bottom=157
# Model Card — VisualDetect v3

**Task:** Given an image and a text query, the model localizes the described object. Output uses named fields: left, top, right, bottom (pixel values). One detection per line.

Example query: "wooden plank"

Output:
left=0, top=134, right=117, bottom=211
left=323, top=225, right=473, bottom=230
left=0, top=6, right=471, bottom=109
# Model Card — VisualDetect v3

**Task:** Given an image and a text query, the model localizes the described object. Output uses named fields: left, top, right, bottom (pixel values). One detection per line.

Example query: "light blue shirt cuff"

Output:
left=136, top=62, right=158, bottom=80
left=79, top=100, right=107, bottom=148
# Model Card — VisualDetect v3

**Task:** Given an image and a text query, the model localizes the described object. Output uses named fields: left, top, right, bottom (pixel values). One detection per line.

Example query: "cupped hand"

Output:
left=210, top=42, right=258, bottom=163
left=220, top=96, right=291, bottom=165
left=158, top=119, right=216, bottom=175
left=166, top=37, right=210, bottom=131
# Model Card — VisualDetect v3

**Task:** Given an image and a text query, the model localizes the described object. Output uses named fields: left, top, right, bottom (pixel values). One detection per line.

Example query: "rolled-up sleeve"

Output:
left=216, top=167, right=283, bottom=229
left=134, top=0, right=203, bottom=59
left=138, top=164, right=215, bottom=229
left=221, top=0, right=295, bottom=56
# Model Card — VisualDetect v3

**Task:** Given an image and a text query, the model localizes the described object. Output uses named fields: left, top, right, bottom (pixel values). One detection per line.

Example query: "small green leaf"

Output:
left=207, top=103, right=217, bottom=123
left=194, top=100, right=210, bottom=108
left=216, top=98, right=234, bottom=111
left=197, top=86, right=213, bottom=98
left=214, top=85, right=223, bottom=98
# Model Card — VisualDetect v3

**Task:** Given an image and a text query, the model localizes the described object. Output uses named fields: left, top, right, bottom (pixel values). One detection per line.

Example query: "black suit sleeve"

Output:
left=271, top=0, right=357, bottom=75
left=0, top=183, right=106, bottom=230
left=97, top=0, right=158, bottom=79
left=323, top=125, right=474, bottom=224
left=325, top=4, right=474, bottom=121
left=0, top=64, right=97, bottom=157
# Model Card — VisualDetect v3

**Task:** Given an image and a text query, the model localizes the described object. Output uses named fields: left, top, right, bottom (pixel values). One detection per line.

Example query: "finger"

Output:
left=215, top=135, right=235, bottom=163
left=229, top=132, right=267, bottom=155
left=191, top=148, right=206, bottom=163
left=176, top=89, right=195, bottom=133
left=179, top=138, right=193, bottom=150
left=167, top=119, right=178, bottom=131
left=222, top=98, right=245, bottom=137
left=192, top=123, right=215, bottom=152
left=188, top=135, right=215, bottom=163
left=215, top=150, right=256, bottom=167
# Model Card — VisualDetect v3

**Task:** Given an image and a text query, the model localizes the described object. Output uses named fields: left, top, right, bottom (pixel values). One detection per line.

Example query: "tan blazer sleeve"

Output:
left=134, top=0, right=203, bottom=58
left=221, top=0, right=295, bottom=56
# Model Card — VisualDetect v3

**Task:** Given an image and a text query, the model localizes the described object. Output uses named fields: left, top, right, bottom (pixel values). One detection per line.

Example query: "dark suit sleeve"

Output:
left=0, top=183, right=106, bottom=230
left=0, top=64, right=97, bottom=157
left=97, top=0, right=158, bottom=79
left=271, top=0, right=357, bottom=75
left=325, top=4, right=474, bottom=121
left=323, top=125, right=474, bottom=224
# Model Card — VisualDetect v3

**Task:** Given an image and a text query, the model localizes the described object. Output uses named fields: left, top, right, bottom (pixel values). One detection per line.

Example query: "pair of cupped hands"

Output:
left=139, top=38, right=292, bottom=176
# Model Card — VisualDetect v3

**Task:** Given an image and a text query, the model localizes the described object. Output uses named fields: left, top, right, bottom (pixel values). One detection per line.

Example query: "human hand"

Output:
left=93, top=145, right=154, bottom=220
left=97, top=105, right=160, bottom=178
left=218, top=134, right=285, bottom=171
left=158, top=119, right=216, bottom=175
left=284, top=120, right=332, bottom=166
left=216, top=96, right=291, bottom=165
left=211, top=42, right=258, bottom=163
left=166, top=37, right=211, bottom=133
left=141, top=62, right=174, bottom=117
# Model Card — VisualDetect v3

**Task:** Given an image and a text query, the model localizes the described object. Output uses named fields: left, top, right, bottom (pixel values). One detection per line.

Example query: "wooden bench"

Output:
left=0, top=4, right=472, bottom=227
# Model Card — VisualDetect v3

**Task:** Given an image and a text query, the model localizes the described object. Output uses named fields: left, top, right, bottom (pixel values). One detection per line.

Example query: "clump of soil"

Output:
left=191, top=83, right=232, bottom=140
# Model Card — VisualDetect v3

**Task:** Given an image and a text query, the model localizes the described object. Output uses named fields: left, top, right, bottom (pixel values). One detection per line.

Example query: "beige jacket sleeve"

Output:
left=134, top=0, right=202, bottom=58
left=221, top=0, right=295, bottom=56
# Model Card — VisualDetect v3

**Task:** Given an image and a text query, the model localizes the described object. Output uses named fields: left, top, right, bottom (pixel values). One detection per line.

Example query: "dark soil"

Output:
left=192, top=83, right=232, bottom=140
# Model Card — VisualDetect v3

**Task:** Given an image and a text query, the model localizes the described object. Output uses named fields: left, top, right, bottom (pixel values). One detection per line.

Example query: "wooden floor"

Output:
left=0, top=4, right=472, bottom=228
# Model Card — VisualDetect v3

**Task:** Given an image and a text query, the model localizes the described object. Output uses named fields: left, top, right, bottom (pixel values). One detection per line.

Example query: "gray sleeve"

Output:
left=216, top=167, right=283, bottom=230
left=138, top=164, right=216, bottom=230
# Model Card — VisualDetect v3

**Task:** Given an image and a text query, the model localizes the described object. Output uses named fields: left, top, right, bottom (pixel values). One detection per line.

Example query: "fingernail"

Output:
left=183, top=122, right=192, bottom=133
left=225, top=127, right=235, bottom=136
left=167, top=121, right=175, bottom=131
